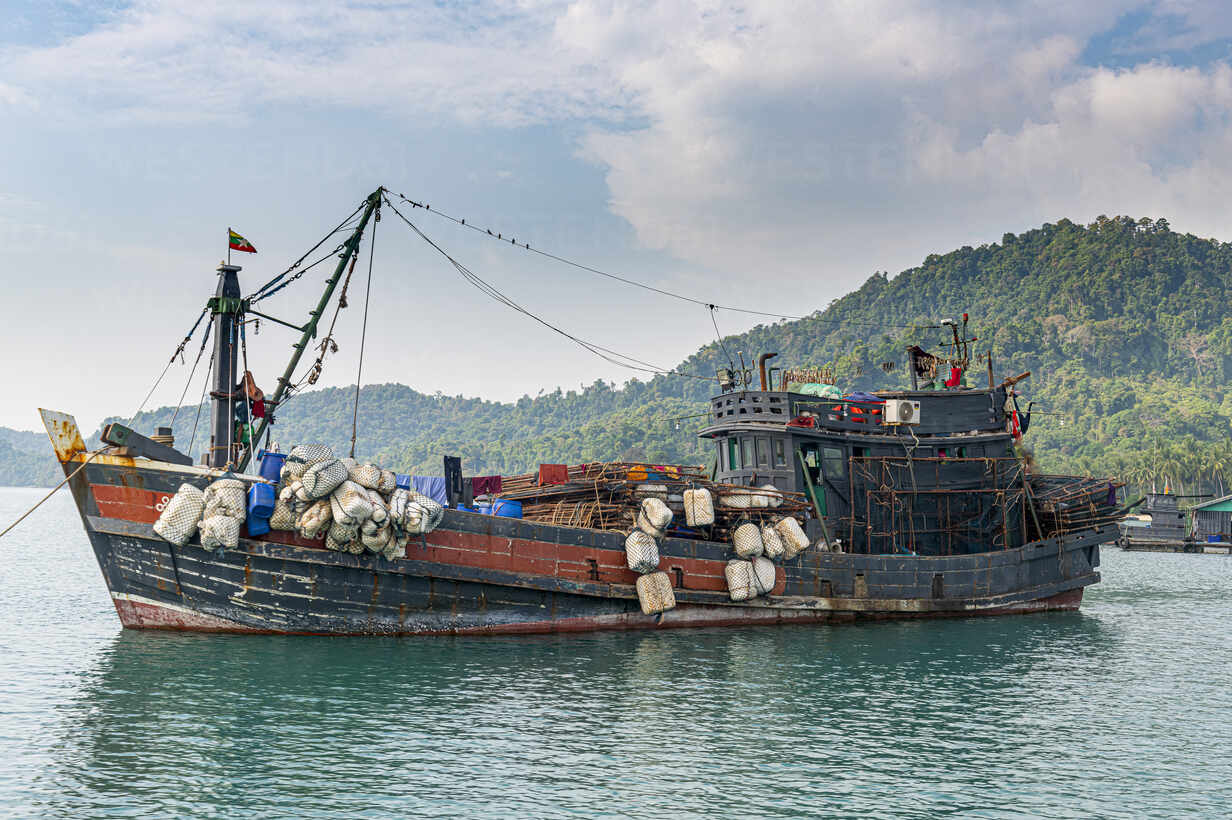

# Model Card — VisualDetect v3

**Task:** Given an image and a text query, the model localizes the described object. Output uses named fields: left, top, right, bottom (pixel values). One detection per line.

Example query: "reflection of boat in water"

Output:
left=42, top=188, right=1124, bottom=635
left=36, top=612, right=1116, bottom=814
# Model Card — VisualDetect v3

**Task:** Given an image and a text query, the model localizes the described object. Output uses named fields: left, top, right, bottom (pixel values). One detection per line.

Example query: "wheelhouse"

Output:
left=700, top=384, right=1024, bottom=557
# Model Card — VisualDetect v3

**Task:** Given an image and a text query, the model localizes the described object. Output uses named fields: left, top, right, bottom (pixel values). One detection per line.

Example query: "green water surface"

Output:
left=0, top=488, right=1229, bottom=818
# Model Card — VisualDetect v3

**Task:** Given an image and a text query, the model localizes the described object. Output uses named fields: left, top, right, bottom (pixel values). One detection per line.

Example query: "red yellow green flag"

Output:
left=228, top=228, right=257, bottom=254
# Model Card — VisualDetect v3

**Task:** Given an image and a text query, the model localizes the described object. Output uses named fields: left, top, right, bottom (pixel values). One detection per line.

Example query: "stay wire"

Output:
left=188, top=346, right=216, bottom=461
left=390, top=191, right=931, bottom=331
left=127, top=308, right=205, bottom=423
left=286, top=240, right=365, bottom=403
left=709, top=306, right=736, bottom=372
left=389, top=191, right=799, bottom=320
left=170, top=321, right=213, bottom=427
left=350, top=205, right=378, bottom=458
left=245, top=200, right=367, bottom=302
left=1, top=305, right=213, bottom=540
left=240, top=320, right=254, bottom=469
left=249, top=243, right=348, bottom=305
left=383, top=196, right=707, bottom=381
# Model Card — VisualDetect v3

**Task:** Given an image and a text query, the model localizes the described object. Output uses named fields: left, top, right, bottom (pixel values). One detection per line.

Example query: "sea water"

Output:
left=0, top=487, right=1229, bottom=818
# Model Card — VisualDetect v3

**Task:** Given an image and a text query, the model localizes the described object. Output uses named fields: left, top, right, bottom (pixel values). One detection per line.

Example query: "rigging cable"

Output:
left=709, top=306, right=736, bottom=372
left=383, top=196, right=708, bottom=381
left=188, top=346, right=216, bottom=461
left=389, top=191, right=931, bottom=331
left=248, top=242, right=349, bottom=305
left=277, top=240, right=365, bottom=412
left=126, top=305, right=211, bottom=424
left=240, top=319, right=254, bottom=467
left=1, top=305, right=214, bottom=540
left=245, top=200, right=367, bottom=303
left=350, top=203, right=378, bottom=458
left=169, top=321, right=213, bottom=428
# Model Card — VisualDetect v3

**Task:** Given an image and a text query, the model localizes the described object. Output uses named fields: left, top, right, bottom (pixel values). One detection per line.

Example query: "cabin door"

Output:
left=799, top=443, right=848, bottom=518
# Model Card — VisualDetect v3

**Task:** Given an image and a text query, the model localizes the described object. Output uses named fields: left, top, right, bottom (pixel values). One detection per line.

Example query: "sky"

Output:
left=3, top=0, right=1232, bottom=432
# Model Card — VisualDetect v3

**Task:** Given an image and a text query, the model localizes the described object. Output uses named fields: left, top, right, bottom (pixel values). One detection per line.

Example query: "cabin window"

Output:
left=741, top=438, right=753, bottom=469
left=822, top=447, right=845, bottom=480
left=756, top=438, right=769, bottom=467
left=773, top=439, right=787, bottom=467
left=727, top=438, right=738, bottom=470
left=956, top=446, right=968, bottom=458
left=853, top=445, right=869, bottom=461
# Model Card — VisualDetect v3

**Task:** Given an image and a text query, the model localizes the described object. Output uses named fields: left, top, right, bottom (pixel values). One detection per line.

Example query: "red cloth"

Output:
left=944, top=366, right=963, bottom=388
left=786, top=415, right=817, bottom=428
left=471, top=475, right=503, bottom=496
left=538, top=464, right=569, bottom=486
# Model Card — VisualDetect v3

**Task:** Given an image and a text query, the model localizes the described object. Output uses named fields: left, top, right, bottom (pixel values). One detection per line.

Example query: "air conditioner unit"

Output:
left=884, top=399, right=921, bottom=425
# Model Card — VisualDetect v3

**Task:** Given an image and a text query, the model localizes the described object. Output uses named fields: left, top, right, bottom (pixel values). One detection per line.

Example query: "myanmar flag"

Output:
left=228, top=228, right=257, bottom=254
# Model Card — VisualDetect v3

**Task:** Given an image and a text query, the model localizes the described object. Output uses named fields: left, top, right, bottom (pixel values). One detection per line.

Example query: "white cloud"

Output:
left=1, top=0, right=624, bottom=126
left=6, top=0, right=1232, bottom=295
left=557, top=1, right=1232, bottom=288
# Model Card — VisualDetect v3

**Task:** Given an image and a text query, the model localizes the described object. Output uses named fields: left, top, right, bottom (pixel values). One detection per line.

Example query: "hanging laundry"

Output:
left=471, top=475, right=503, bottom=496
left=411, top=475, right=449, bottom=505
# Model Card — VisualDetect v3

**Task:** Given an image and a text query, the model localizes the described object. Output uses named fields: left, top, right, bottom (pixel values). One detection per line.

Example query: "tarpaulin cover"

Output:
left=844, top=391, right=883, bottom=403
left=794, top=383, right=843, bottom=398
left=411, top=476, right=448, bottom=505
left=538, top=464, right=569, bottom=485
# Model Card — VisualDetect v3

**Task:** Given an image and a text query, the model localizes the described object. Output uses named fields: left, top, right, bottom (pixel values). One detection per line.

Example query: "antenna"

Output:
left=737, top=352, right=752, bottom=389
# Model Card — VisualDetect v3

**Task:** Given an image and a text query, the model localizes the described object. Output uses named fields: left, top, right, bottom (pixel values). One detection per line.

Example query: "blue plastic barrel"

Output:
left=258, top=451, right=286, bottom=482
left=247, top=517, right=271, bottom=537
left=490, top=499, right=523, bottom=518
left=474, top=503, right=493, bottom=515
left=248, top=483, right=276, bottom=519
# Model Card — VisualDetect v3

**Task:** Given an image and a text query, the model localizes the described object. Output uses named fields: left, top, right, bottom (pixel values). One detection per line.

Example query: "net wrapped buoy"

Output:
left=731, top=522, right=764, bottom=559
left=625, top=530, right=660, bottom=574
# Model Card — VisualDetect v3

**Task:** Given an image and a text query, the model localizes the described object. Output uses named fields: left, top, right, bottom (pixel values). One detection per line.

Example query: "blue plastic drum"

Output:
left=491, top=499, right=523, bottom=518
left=258, top=451, right=287, bottom=483
left=248, top=483, right=276, bottom=519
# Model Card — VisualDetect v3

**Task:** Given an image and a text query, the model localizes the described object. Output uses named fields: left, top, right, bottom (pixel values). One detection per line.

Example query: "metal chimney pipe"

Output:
left=758, top=352, right=778, bottom=391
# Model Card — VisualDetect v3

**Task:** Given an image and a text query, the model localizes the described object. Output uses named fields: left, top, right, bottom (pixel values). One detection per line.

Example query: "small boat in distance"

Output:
left=41, top=188, right=1126, bottom=634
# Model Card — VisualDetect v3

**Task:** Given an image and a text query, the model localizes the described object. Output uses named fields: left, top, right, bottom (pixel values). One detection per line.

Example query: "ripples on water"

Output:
left=0, top=488, right=1229, bottom=818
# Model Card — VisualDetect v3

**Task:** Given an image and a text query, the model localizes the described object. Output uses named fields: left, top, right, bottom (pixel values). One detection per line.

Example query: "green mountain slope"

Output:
left=7, top=214, right=1231, bottom=493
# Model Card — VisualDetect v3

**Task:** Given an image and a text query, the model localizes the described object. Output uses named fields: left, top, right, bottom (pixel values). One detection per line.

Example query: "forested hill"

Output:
left=6, top=215, right=1232, bottom=493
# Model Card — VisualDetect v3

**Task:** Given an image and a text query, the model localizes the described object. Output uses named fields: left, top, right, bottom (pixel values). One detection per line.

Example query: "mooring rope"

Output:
left=0, top=451, right=102, bottom=541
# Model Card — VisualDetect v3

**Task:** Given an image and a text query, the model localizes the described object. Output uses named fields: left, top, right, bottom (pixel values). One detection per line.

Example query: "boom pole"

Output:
left=238, top=187, right=383, bottom=471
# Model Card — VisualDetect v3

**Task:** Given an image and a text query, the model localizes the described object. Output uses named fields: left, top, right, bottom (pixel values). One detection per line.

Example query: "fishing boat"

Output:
left=41, top=188, right=1125, bottom=634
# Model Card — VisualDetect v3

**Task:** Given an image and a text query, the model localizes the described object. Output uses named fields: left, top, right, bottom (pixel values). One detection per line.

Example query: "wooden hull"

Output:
left=58, top=451, right=1105, bottom=636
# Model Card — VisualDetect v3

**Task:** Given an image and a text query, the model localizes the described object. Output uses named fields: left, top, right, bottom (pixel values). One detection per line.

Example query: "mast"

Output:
left=207, top=264, right=243, bottom=468
left=236, top=187, right=383, bottom=471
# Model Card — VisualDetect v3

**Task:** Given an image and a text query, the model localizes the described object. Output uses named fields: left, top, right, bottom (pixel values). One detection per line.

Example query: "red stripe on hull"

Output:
left=91, top=482, right=788, bottom=596
left=94, top=484, right=165, bottom=524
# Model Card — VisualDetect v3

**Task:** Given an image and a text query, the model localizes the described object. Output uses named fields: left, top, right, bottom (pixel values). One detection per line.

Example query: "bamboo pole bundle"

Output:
left=494, top=461, right=809, bottom=536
